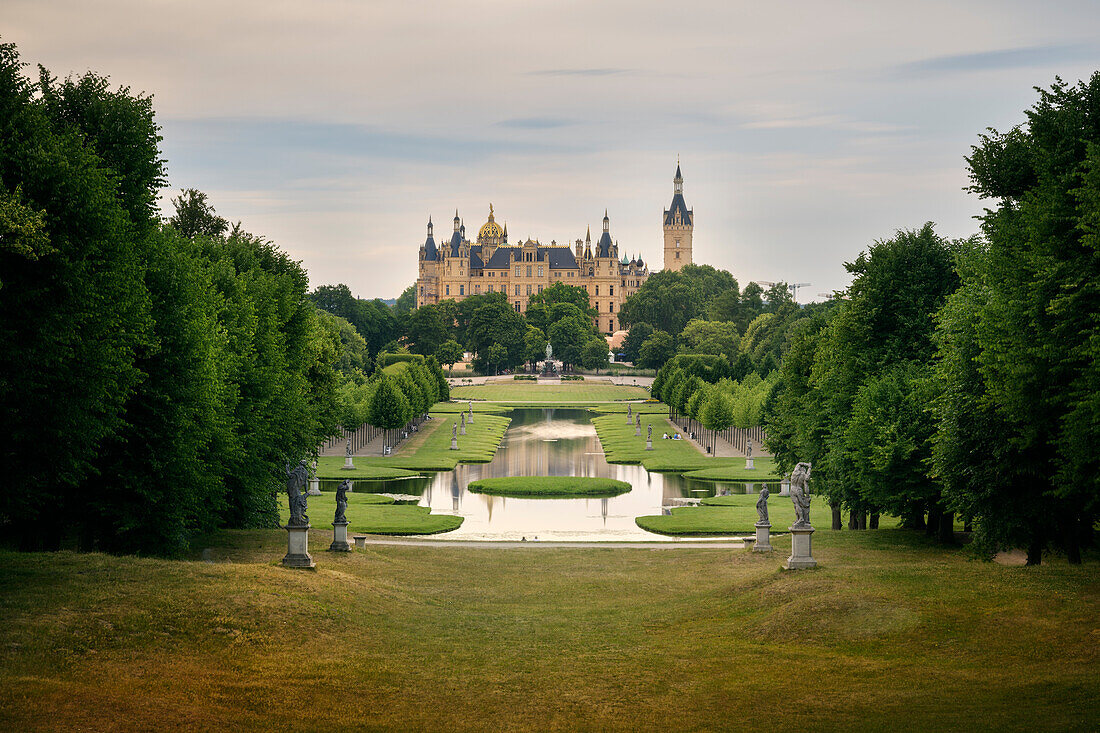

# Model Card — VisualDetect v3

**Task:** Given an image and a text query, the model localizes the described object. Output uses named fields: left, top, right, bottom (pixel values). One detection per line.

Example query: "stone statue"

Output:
left=345, top=438, right=352, bottom=458
left=545, top=342, right=553, bottom=361
left=756, top=486, right=770, bottom=524
left=790, top=462, right=813, bottom=527
left=636, top=415, right=641, bottom=427
left=285, top=460, right=310, bottom=527
left=334, top=479, right=350, bottom=524
left=747, top=439, right=752, bottom=458
left=647, top=424, right=652, bottom=440
left=452, top=422, right=457, bottom=439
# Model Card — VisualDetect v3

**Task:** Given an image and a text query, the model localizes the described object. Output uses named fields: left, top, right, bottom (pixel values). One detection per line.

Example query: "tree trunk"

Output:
left=832, top=507, right=843, bottom=530
left=869, top=513, right=879, bottom=530
left=938, top=510, right=955, bottom=544
left=1062, top=514, right=1082, bottom=565
left=926, top=504, right=941, bottom=537
left=857, top=512, right=867, bottom=530
left=1026, top=537, right=1043, bottom=566
left=848, top=512, right=859, bottom=530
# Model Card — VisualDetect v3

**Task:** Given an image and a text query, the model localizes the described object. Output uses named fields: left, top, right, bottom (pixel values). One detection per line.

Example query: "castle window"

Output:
left=609, top=302, right=614, bottom=312
left=595, top=285, right=600, bottom=296
left=420, top=287, right=424, bottom=295
left=515, top=266, right=521, bottom=277
left=475, top=285, right=480, bottom=294
left=609, top=319, right=614, bottom=331
left=445, top=285, right=450, bottom=295
left=676, top=240, right=680, bottom=248
left=487, top=284, right=493, bottom=293
left=526, top=284, right=532, bottom=295
left=515, top=302, right=521, bottom=312
left=538, top=285, right=543, bottom=293
left=537, top=266, right=544, bottom=277
left=675, top=251, right=680, bottom=259
left=589, top=267, right=594, bottom=276
left=515, top=285, right=521, bottom=296
left=460, top=285, right=464, bottom=295
left=526, top=266, right=532, bottom=277
left=609, top=285, right=614, bottom=296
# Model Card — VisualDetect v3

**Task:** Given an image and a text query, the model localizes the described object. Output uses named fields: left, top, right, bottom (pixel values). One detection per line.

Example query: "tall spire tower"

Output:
left=663, top=161, right=693, bottom=271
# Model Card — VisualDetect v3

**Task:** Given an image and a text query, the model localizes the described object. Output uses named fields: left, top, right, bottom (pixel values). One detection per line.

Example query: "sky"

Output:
left=6, top=1, right=1100, bottom=301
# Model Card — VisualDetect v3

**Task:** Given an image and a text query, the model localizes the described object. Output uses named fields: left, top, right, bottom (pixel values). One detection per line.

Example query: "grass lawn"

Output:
left=681, top=457, right=782, bottom=482
left=277, top=491, right=461, bottom=535
left=1, top=533, right=1097, bottom=731
left=592, top=412, right=737, bottom=471
left=314, top=457, right=421, bottom=480
left=452, top=382, right=649, bottom=403
left=351, top=409, right=511, bottom=472
left=637, top=496, right=855, bottom=536
left=467, top=476, right=631, bottom=498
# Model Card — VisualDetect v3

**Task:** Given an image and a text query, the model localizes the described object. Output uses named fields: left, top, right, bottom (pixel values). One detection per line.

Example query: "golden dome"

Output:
left=477, top=203, right=505, bottom=241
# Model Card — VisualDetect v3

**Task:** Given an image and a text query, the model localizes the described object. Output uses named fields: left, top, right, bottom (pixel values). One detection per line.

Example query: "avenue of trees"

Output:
left=0, top=43, right=350, bottom=554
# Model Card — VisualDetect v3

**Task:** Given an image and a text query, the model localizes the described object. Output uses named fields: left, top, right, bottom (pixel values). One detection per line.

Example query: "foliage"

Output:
left=620, top=321, right=654, bottom=363
left=618, top=264, right=737, bottom=335
left=368, top=374, right=411, bottom=431
left=637, top=330, right=676, bottom=369
left=678, top=318, right=739, bottom=356
left=581, top=338, right=610, bottom=373
left=435, top=339, right=464, bottom=371
left=167, top=188, right=227, bottom=239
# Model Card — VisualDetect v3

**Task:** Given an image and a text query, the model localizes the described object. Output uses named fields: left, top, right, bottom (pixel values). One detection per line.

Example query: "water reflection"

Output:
left=411, top=408, right=731, bottom=541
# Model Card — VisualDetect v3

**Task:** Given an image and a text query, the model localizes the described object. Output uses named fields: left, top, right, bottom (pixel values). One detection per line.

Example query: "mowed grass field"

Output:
left=452, top=382, right=649, bottom=402
left=277, top=491, right=462, bottom=536
left=1, top=532, right=1097, bottom=731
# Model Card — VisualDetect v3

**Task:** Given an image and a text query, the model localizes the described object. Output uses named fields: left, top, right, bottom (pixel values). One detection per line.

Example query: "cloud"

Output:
left=894, top=43, right=1099, bottom=77
left=526, top=68, right=633, bottom=77
left=496, top=117, right=576, bottom=129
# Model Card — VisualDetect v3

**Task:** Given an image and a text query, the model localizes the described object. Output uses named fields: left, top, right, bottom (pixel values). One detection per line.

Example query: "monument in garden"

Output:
left=626, top=404, right=633, bottom=424
left=635, top=414, right=641, bottom=437
left=283, top=460, right=315, bottom=568
left=329, top=479, right=351, bottom=552
left=646, top=423, right=653, bottom=450
left=468, top=401, right=474, bottom=423
left=308, top=459, right=321, bottom=495
left=745, top=439, right=754, bottom=470
left=784, top=462, right=816, bottom=569
left=450, top=422, right=458, bottom=450
left=342, top=438, right=355, bottom=470
left=541, top=343, right=557, bottom=377
left=460, top=412, right=466, bottom=435
left=754, top=485, right=772, bottom=552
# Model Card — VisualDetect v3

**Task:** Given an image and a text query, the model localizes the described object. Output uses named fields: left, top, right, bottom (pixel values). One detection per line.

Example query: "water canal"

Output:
left=328, top=408, right=780, bottom=541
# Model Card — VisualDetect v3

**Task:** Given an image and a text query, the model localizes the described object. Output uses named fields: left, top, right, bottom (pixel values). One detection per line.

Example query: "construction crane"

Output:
left=752, top=281, right=812, bottom=302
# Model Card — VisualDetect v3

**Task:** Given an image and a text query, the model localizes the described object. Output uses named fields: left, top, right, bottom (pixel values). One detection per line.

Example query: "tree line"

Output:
left=0, top=44, right=345, bottom=554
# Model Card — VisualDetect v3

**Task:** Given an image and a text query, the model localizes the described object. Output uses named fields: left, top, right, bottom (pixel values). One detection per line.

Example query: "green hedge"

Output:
left=378, top=353, right=425, bottom=367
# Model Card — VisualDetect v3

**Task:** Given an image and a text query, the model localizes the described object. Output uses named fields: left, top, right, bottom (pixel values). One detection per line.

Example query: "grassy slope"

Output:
left=467, top=476, right=631, bottom=498
left=1, top=535, right=1097, bottom=731
left=592, top=412, right=736, bottom=472
left=452, top=383, right=649, bottom=403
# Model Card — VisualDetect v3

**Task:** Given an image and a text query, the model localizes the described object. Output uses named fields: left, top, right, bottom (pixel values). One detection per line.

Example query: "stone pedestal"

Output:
left=460, top=423, right=466, bottom=436
left=745, top=457, right=755, bottom=470
left=282, top=524, right=315, bottom=568
left=450, top=437, right=458, bottom=450
left=753, top=522, right=772, bottom=552
left=329, top=520, right=351, bottom=552
left=308, top=476, right=322, bottom=496
left=353, top=535, right=368, bottom=549
left=342, top=456, right=355, bottom=470
left=635, top=425, right=641, bottom=436
left=784, top=525, right=817, bottom=569
left=645, top=439, right=653, bottom=451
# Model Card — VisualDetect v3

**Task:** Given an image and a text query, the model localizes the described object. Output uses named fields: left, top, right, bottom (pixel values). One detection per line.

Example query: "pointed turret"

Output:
left=664, top=161, right=693, bottom=271
left=597, top=211, right=613, bottom=257
left=423, top=216, right=438, bottom=261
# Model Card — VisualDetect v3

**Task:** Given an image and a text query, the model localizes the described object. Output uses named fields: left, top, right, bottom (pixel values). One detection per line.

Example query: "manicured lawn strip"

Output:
left=352, top=411, right=511, bottom=471
left=278, top=491, right=460, bottom=535
left=452, top=383, right=649, bottom=403
left=636, top=497, right=833, bottom=536
left=467, top=476, right=631, bottom=498
left=431, top=401, right=513, bottom=414
left=592, top=412, right=720, bottom=470
left=682, top=458, right=782, bottom=482
left=589, top=401, right=668, bottom=414
left=314, top=457, right=421, bottom=480
left=2, top=535, right=1098, bottom=731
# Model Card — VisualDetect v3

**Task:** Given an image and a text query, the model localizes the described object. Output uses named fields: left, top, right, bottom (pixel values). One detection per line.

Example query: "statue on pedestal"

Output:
left=345, top=439, right=352, bottom=459
left=756, top=486, right=770, bottom=524
left=334, top=480, right=350, bottom=524
left=790, top=462, right=813, bottom=527
left=647, top=424, right=652, bottom=440
left=285, top=460, right=310, bottom=527
left=452, top=422, right=458, bottom=440
left=747, top=439, right=753, bottom=458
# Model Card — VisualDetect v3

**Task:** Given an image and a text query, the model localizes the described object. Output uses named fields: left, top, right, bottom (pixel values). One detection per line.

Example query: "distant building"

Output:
left=415, top=163, right=694, bottom=333
left=663, top=162, right=693, bottom=272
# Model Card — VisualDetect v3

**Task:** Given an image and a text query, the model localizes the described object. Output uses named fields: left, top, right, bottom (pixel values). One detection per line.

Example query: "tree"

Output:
left=678, top=318, right=739, bottom=356
left=406, top=303, right=448, bottom=356
left=581, top=338, right=610, bottom=373
left=528, top=281, right=594, bottom=315
left=467, top=297, right=526, bottom=372
left=637, top=330, right=676, bottom=370
left=435, top=339, right=464, bottom=372
left=369, top=374, right=410, bottom=452
left=548, top=312, right=591, bottom=369
left=393, top=284, right=416, bottom=317
left=168, top=188, right=227, bottom=239
left=620, top=322, right=654, bottom=364
left=485, top=343, right=508, bottom=374
left=932, top=74, right=1100, bottom=563
left=524, top=326, right=548, bottom=366
left=701, top=390, right=735, bottom=455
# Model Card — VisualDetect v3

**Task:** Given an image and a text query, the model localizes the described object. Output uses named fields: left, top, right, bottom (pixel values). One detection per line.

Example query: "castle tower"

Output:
left=663, top=162, right=693, bottom=271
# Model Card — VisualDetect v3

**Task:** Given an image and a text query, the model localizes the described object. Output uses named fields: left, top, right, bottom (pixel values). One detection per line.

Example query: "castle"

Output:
left=416, top=164, right=693, bottom=334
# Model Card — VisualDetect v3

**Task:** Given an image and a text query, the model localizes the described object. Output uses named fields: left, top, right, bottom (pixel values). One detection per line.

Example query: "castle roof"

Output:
left=664, top=193, right=692, bottom=227
left=477, top=246, right=579, bottom=270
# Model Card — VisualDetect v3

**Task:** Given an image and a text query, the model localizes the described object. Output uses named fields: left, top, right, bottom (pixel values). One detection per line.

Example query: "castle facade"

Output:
left=416, top=164, right=693, bottom=334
